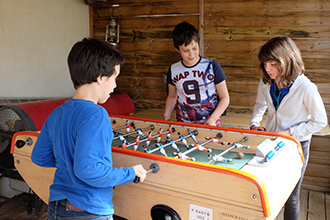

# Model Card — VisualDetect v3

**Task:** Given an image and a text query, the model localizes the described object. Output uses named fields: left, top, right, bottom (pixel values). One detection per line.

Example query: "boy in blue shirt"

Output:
left=164, top=22, right=230, bottom=126
left=31, top=38, right=147, bottom=220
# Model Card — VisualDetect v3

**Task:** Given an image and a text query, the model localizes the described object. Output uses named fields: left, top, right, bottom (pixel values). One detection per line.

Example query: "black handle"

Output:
left=133, top=163, right=159, bottom=183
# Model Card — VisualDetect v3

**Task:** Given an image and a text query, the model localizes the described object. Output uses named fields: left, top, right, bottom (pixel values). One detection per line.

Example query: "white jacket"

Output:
left=250, top=74, right=328, bottom=141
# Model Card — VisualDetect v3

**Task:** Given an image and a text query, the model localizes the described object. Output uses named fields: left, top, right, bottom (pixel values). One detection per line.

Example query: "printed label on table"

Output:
left=189, top=204, right=213, bottom=220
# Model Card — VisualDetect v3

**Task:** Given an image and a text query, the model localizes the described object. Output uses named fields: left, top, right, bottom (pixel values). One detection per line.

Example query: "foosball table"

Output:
left=10, top=114, right=303, bottom=220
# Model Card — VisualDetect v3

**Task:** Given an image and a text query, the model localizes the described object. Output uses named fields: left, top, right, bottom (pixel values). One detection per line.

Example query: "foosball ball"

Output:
left=10, top=115, right=303, bottom=220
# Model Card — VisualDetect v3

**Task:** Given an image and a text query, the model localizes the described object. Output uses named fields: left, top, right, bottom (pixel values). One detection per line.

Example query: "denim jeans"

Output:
left=48, top=199, right=113, bottom=220
left=284, top=139, right=310, bottom=220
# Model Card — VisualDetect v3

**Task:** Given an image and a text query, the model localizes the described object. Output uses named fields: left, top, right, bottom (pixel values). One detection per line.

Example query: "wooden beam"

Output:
left=199, top=0, right=204, bottom=56
left=89, top=5, right=94, bottom=37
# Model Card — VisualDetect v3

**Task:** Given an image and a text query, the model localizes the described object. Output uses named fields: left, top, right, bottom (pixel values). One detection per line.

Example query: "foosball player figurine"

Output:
left=166, top=125, right=174, bottom=138
left=133, top=136, right=140, bottom=151
left=208, top=154, right=232, bottom=163
left=167, top=137, right=181, bottom=152
left=157, top=128, right=163, bottom=143
left=173, top=152, right=196, bottom=161
left=144, top=131, right=153, bottom=149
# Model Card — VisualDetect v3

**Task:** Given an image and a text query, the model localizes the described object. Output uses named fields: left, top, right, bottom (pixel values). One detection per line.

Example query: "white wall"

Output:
left=0, top=0, right=90, bottom=98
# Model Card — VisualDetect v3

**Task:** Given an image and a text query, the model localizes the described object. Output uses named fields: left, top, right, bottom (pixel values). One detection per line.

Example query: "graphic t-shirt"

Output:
left=167, top=56, right=227, bottom=124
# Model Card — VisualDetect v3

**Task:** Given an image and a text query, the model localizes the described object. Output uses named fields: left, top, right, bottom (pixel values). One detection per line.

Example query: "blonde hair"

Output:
left=258, top=36, right=305, bottom=87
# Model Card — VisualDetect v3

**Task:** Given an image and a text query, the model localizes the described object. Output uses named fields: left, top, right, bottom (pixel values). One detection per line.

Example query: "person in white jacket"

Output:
left=250, top=36, right=328, bottom=220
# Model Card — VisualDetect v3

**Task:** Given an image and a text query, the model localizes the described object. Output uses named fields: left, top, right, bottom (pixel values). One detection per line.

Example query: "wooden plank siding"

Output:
left=304, top=135, right=330, bottom=192
left=87, top=0, right=330, bottom=191
left=203, top=0, right=330, bottom=119
left=88, top=0, right=330, bottom=119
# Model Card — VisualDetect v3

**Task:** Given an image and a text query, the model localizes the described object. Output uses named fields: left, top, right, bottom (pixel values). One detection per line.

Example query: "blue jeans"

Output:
left=48, top=199, right=113, bottom=220
left=284, top=139, right=310, bottom=220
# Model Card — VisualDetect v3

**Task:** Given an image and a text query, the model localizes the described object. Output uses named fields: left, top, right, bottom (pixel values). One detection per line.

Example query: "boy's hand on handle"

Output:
left=132, top=164, right=147, bottom=182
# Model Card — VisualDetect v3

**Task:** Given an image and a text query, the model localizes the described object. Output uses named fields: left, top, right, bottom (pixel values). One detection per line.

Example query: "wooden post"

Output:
left=199, top=0, right=204, bottom=56
left=89, top=5, right=94, bottom=38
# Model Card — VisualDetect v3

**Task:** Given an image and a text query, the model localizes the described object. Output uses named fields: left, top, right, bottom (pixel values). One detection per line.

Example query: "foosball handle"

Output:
left=15, top=138, right=33, bottom=148
left=133, top=176, right=140, bottom=183
left=133, top=163, right=159, bottom=183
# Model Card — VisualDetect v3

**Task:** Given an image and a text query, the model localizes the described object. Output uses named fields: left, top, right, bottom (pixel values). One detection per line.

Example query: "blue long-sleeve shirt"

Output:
left=31, top=99, right=135, bottom=215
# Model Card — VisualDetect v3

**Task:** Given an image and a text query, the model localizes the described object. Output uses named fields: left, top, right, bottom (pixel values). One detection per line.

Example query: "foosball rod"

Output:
left=112, top=120, right=134, bottom=133
left=114, top=124, right=154, bottom=140
left=146, top=129, right=198, bottom=154
left=177, top=129, right=199, bottom=149
left=173, top=138, right=213, bottom=161
left=207, top=144, right=236, bottom=164
left=154, top=125, right=175, bottom=144
left=147, top=141, right=177, bottom=155
left=124, top=126, right=175, bottom=150
left=207, top=136, right=250, bottom=163
left=182, top=138, right=213, bottom=156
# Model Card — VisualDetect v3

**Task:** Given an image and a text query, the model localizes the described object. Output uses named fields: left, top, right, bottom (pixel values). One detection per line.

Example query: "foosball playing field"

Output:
left=111, top=121, right=254, bottom=170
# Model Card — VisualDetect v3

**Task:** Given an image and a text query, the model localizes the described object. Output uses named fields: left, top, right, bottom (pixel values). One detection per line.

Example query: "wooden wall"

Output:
left=204, top=0, right=330, bottom=117
left=90, top=0, right=200, bottom=110
left=87, top=0, right=330, bottom=191
left=88, top=0, right=330, bottom=119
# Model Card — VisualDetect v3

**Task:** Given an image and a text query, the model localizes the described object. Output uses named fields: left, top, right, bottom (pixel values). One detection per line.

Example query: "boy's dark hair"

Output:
left=172, top=22, right=200, bottom=50
left=68, top=38, right=125, bottom=89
